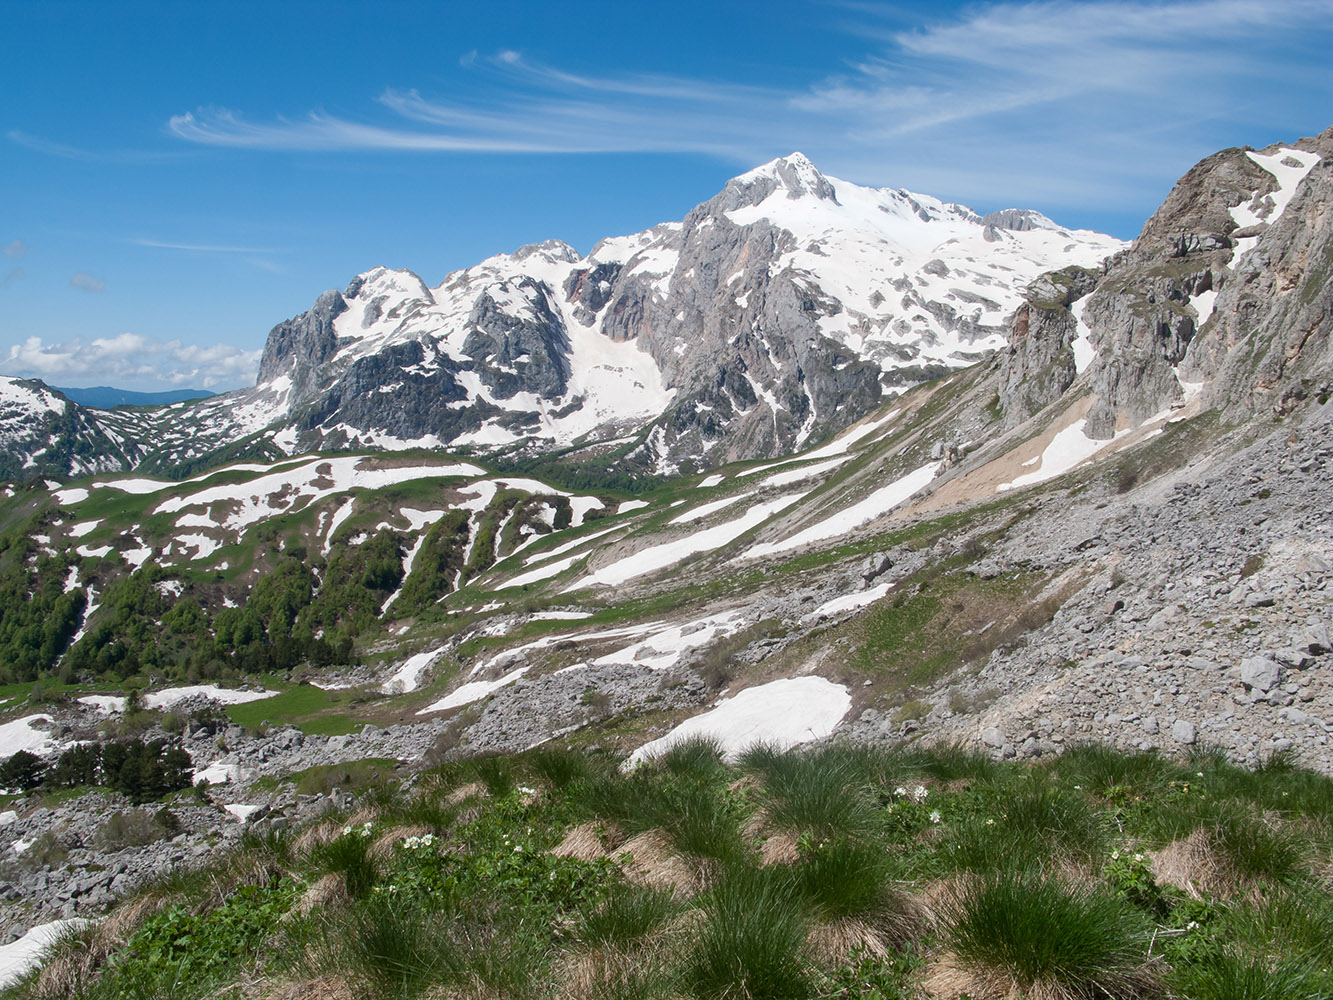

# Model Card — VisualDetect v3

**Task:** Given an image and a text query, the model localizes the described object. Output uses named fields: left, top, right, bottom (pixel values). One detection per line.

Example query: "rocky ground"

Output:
left=849, top=402, right=1333, bottom=769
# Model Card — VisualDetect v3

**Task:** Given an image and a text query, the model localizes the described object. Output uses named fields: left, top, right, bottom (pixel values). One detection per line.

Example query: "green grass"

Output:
left=13, top=742, right=1333, bottom=1000
left=687, top=865, right=813, bottom=1000
left=945, top=869, right=1160, bottom=999
left=224, top=683, right=360, bottom=734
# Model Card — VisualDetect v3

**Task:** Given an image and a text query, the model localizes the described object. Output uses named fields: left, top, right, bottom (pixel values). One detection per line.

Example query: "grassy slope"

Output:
left=10, top=740, right=1331, bottom=1000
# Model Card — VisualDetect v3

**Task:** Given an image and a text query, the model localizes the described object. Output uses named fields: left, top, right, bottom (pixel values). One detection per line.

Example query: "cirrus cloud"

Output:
left=162, top=0, right=1333, bottom=215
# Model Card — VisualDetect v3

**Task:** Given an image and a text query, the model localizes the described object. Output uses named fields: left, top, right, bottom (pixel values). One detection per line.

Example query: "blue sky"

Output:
left=3, top=0, right=1331, bottom=392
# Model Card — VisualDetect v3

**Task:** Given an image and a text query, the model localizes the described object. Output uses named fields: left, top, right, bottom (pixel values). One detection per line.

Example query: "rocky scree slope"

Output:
left=0, top=154, right=1120, bottom=480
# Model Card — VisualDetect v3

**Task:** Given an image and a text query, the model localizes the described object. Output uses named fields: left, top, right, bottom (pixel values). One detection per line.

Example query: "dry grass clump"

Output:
left=293, top=818, right=346, bottom=855
left=261, top=975, right=357, bottom=1000
left=289, top=873, right=349, bottom=919
left=617, top=830, right=708, bottom=893
left=368, top=823, right=433, bottom=861
left=1150, top=827, right=1225, bottom=900
left=1152, top=813, right=1308, bottom=901
left=551, top=820, right=622, bottom=860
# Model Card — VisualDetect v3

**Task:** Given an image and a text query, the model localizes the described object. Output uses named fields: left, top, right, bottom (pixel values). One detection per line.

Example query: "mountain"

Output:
left=0, top=154, right=1122, bottom=480
left=53, top=386, right=215, bottom=409
left=2, top=127, right=1332, bottom=951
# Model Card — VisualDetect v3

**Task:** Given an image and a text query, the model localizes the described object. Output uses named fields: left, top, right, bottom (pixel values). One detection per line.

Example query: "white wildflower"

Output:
left=929, top=811, right=941, bottom=824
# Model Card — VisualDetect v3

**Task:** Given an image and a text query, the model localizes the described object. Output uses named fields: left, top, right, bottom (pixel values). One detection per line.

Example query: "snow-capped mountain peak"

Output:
left=0, top=152, right=1127, bottom=477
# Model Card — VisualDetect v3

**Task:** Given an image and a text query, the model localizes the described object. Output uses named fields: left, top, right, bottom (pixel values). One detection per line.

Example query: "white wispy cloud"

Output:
left=3, top=240, right=29, bottom=259
left=6, top=129, right=188, bottom=163
left=133, top=238, right=278, bottom=253
left=6, top=334, right=260, bottom=390
left=162, top=0, right=1332, bottom=213
left=70, top=272, right=106, bottom=293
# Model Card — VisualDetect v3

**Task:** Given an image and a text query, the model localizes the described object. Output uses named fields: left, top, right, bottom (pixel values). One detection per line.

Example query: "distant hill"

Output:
left=54, top=385, right=215, bottom=408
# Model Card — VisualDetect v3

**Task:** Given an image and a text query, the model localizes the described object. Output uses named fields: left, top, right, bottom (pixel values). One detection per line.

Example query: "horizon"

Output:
left=4, top=0, right=1331, bottom=393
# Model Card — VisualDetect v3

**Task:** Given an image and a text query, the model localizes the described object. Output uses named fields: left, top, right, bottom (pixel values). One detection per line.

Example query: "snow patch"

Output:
left=142, top=685, right=273, bottom=710
left=741, top=463, right=937, bottom=561
left=628, top=676, right=851, bottom=765
left=0, top=716, right=61, bottom=758
left=997, top=419, right=1128, bottom=492
left=380, top=649, right=442, bottom=694
left=0, top=919, right=91, bottom=989
left=417, top=666, right=529, bottom=714
left=566, top=493, right=807, bottom=590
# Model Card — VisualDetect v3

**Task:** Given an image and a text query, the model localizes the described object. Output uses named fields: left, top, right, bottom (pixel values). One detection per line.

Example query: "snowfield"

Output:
left=628, top=676, right=852, bottom=765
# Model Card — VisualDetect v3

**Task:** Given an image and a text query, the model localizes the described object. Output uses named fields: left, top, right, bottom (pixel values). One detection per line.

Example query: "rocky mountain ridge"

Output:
left=0, top=153, right=1121, bottom=480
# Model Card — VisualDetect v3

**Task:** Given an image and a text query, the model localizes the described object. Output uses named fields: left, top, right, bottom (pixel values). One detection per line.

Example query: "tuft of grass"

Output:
left=949, top=785, right=1108, bottom=872
left=1173, top=953, right=1330, bottom=1000
left=793, top=836, right=911, bottom=935
left=338, top=895, right=464, bottom=998
left=1209, top=811, right=1307, bottom=886
left=653, top=735, right=729, bottom=784
left=1058, top=744, right=1172, bottom=796
left=468, top=754, right=519, bottom=796
left=310, top=829, right=378, bottom=899
left=686, top=865, right=813, bottom=1000
left=577, top=883, right=679, bottom=949
left=530, top=746, right=599, bottom=790
left=904, top=741, right=1002, bottom=783
left=945, top=869, right=1160, bottom=1000
left=658, top=782, right=748, bottom=866
left=742, top=743, right=879, bottom=838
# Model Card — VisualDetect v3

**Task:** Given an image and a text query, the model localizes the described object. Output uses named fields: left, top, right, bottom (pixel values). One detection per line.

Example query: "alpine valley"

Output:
left=1, top=128, right=1332, bottom=996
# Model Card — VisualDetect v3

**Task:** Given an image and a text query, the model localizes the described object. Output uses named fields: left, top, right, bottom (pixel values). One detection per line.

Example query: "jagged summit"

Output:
left=726, top=152, right=840, bottom=205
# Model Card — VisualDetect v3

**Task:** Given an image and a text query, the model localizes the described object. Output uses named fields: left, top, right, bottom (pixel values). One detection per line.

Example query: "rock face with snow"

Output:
left=17, top=154, right=1114, bottom=480
left=1063, top=130, right=1333, bottom=437
left=0, top=377, right=150, bottom=480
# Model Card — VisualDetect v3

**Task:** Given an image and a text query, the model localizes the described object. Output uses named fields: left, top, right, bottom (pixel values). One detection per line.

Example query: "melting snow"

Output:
left=0, top=716, right=61, bottom=758
left=142, top=685, right=273, bottom=710
left=417, top=666, right=529, bottom=714
left=193, top=762, right=240, bottom=786
left=0, top=919, right=91, bottom=989
left=590, top=612, right=746, bottom=672
left=997, top=419, right=1128, bottom=493
left=741, top=463, right=937, bottom=561
left=566, top=493, right=807, bottom=590
left=1070, top=296, right=1095, bottom=374
left=669, top=492, right=752, bottom=524
left=77, top=695, right=127, bottom=714
left=502, top=553, right=583, bottom=589
left=697, top=474, right=724, bottom=489
left=617, top=500, right=649, bottom=514
left=380, top=649, right=442, bottom=694
left=628, top=676, right=851, bottom=765
left=802, top=582, right=893, bottom=622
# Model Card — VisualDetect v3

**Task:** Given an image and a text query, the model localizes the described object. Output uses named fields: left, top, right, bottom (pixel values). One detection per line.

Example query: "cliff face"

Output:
left=1000, top=127, right=1332, bottom=438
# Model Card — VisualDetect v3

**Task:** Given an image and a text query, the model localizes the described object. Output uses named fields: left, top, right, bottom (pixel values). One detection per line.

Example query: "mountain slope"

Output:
left=0, top=155, right=1121, bottom=480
